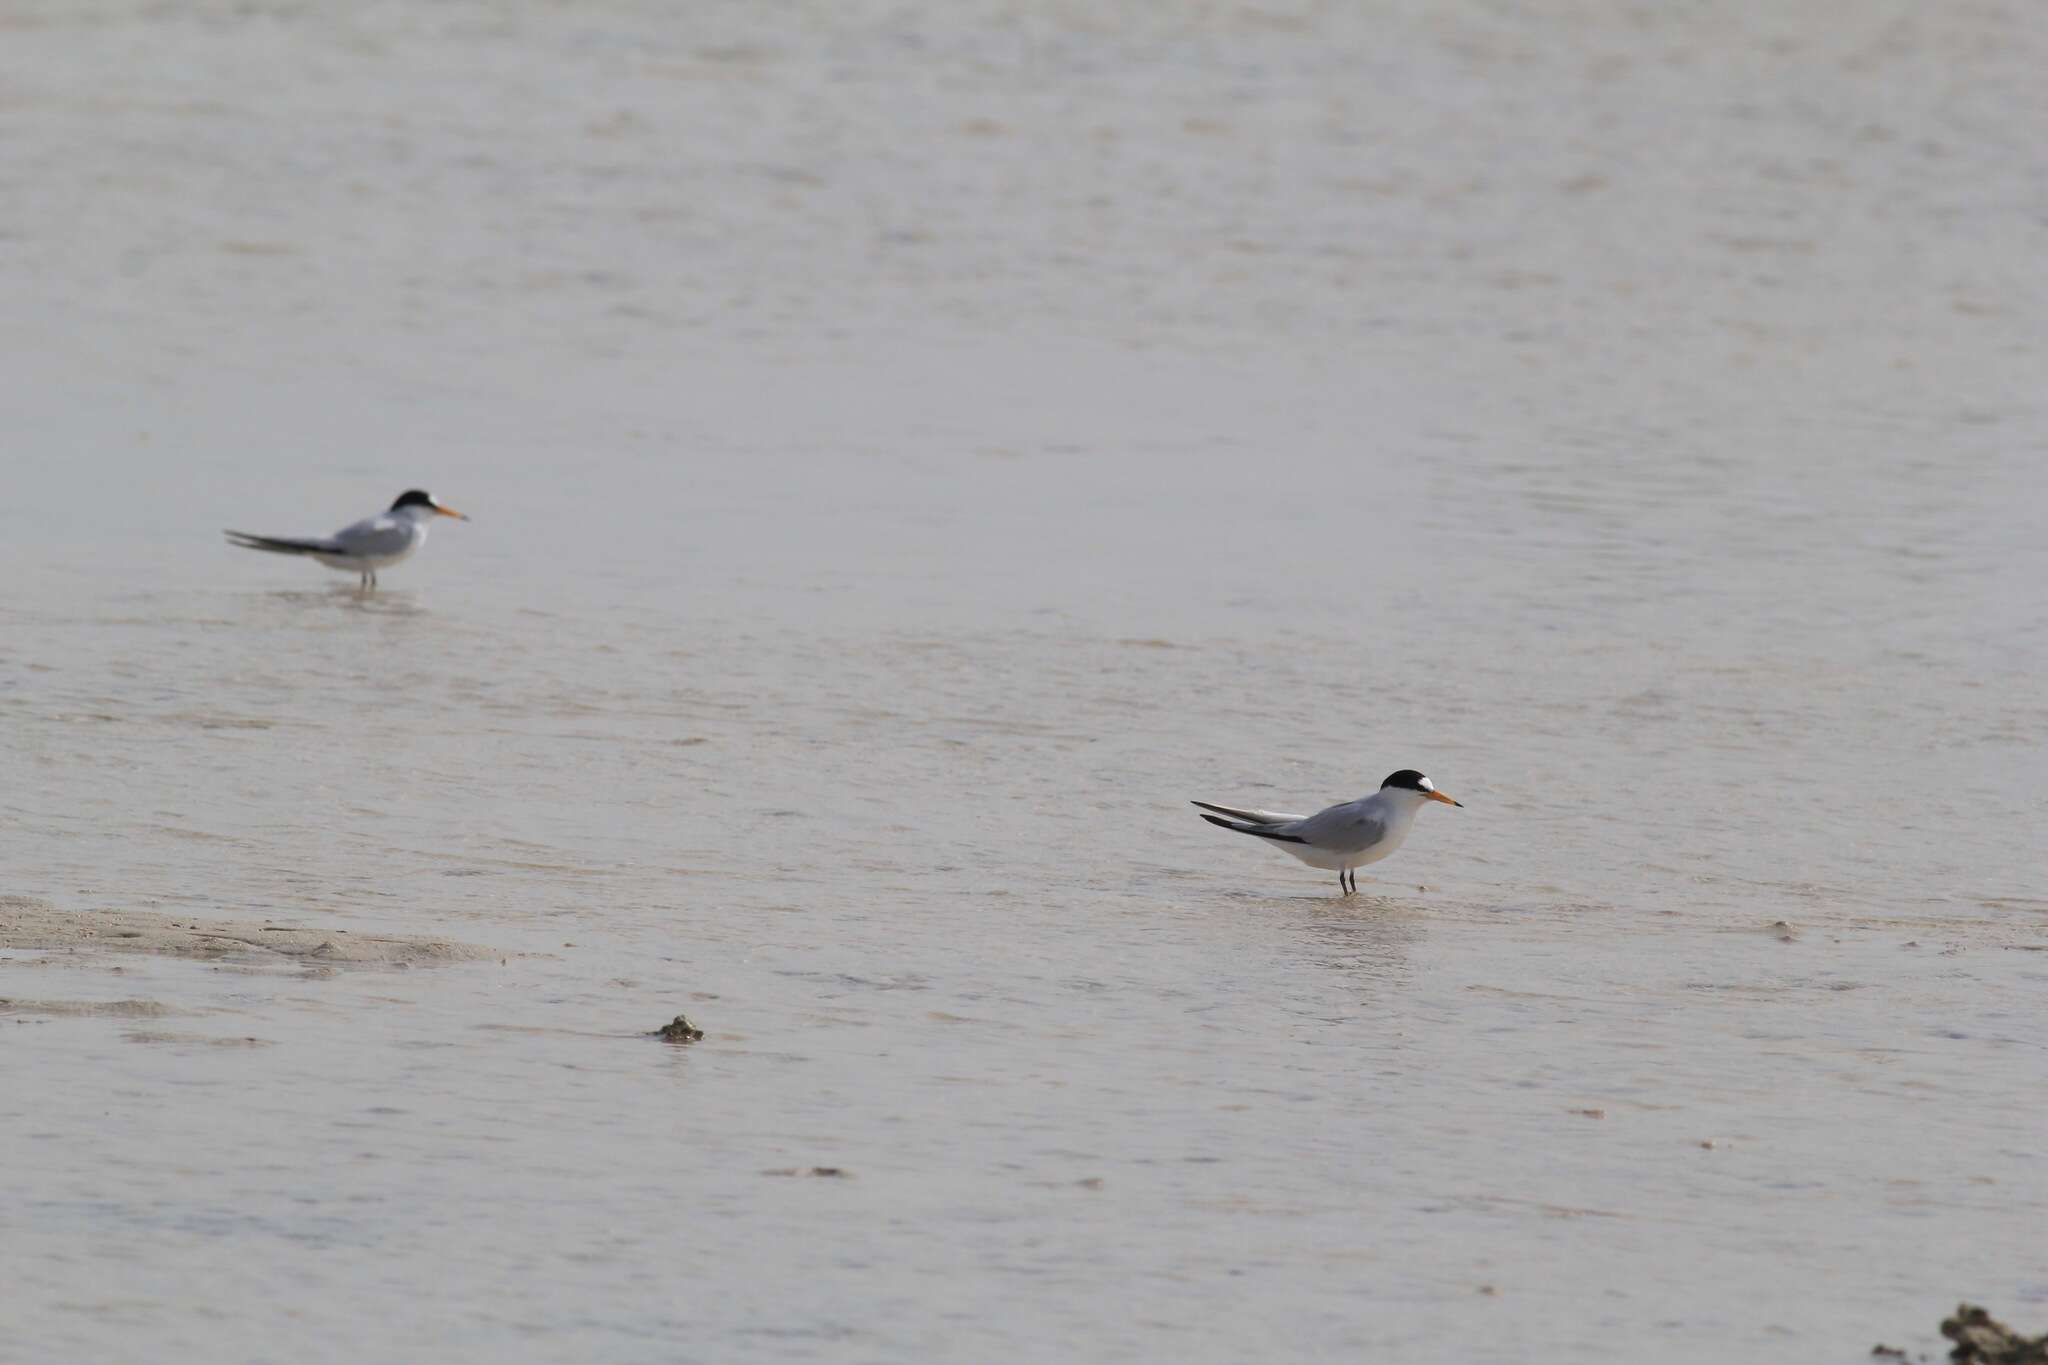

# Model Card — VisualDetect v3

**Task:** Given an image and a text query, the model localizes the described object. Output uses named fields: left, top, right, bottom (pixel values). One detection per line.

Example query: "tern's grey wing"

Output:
left=1191, top=800, right=1311, bottom=825
left=1197, top=812, right=1308, bottom=844
left=1290, top=802, right=1388, bottom=854
left=224, top=531, right=346, bottom=556
left=328, top=514, right=415, bottom=559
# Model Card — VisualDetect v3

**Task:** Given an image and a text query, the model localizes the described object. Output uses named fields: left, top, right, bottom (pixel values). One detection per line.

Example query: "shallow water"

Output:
left=3, top=2, right=2045, bottom=1361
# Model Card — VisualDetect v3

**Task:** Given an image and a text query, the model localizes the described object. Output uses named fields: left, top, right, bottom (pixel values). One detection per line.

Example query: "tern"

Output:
left=1193, top=769, right=1462, bottom=894
left=225, top=489, right=468, bottom=591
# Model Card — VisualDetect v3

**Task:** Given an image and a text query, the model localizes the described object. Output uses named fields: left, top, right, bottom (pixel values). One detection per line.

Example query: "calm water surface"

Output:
left=2, top=3, right=2044, bottom=1361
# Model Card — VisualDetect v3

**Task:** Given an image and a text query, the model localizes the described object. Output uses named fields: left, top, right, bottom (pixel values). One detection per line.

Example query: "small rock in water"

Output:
left=1942, top=1304, right=2048, bottom=1364
left=654, top=1014, right=705, bottom=1043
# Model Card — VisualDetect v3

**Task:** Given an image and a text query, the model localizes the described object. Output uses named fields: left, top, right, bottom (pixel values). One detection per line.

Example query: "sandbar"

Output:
left=0, top=895, right=494, bottom=967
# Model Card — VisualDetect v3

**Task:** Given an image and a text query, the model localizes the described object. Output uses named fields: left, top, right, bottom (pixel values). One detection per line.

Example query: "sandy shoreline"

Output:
left=0, top=895, right=496, bottom=968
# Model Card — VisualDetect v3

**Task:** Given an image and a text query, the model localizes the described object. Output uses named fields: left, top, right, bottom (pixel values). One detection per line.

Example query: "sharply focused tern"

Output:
left=1194, top=769, right=1462, bottom=895
left=225, top=489, right=468, bottom=591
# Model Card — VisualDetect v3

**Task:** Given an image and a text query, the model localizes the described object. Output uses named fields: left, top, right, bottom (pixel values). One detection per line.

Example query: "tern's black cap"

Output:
left=389, top=489, right=438, bottom=511
left=1380, top=770, right=1431, bottom=791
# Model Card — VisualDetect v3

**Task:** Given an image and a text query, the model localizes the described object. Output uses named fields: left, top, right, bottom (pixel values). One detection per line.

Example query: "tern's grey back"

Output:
left=1290, top=799, right=1389, bottom=855
left=330, top=513, right=423, bottom=560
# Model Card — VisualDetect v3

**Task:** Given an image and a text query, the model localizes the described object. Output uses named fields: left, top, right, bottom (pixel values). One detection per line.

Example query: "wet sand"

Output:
left=2, top=1, right=2043, bottom=1362
left=0, top=896, right=496, bottom=968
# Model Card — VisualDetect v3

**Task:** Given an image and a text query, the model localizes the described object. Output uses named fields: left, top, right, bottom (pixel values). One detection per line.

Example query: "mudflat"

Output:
left=0, top=895, right=494, bottom=968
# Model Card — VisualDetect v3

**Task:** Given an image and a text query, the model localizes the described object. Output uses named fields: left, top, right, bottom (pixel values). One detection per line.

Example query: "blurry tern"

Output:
left=1194, top=769, right=1462, bottom=895
left=225, top=489, right=468, bottom=591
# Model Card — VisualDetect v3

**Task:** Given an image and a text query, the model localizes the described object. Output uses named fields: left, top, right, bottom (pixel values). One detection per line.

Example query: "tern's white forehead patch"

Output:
left=1419, top=776, right=1435, bottom=791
